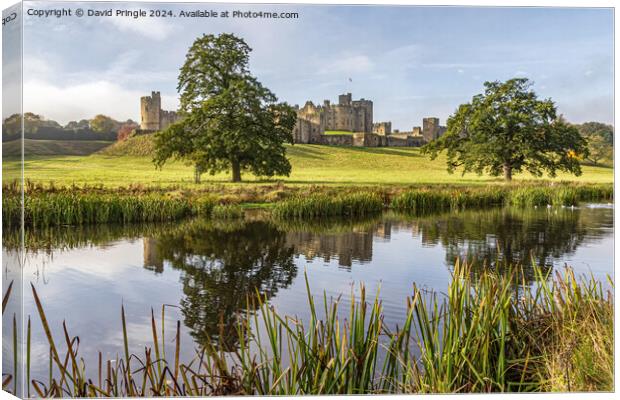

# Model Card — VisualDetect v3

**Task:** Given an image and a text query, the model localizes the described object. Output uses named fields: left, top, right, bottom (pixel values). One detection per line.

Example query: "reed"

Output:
left=272, top=192, right=384, bottom=219
left=211, top=204, right=245, bottom=219
left=2, top=192, right=217, bottom=228
left=507, top=185, right=613, bottom=207
left=3, top=181, right=612, bottom=227
left=3, top=261, right=611, bottom=397
left=390, top=187, right=506, bottom=213
left=393, top=184, right=613, bottom=213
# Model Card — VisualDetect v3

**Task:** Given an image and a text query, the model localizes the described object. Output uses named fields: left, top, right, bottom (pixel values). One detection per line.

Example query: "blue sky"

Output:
left=17, top=2, right=614, bottom=128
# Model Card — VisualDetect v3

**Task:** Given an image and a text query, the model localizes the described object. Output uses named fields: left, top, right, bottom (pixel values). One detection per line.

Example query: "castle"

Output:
left=139, top=91, right=179, bottom=131
left=138, top=90, right=446, bottom=147
left=293, top=92, right=446, bottom=147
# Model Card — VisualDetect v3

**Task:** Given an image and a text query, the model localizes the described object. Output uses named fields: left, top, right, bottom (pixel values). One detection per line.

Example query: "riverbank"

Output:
left=3, top=181, right=613, bottom=228
left=3, top=262, right=612, bottom=396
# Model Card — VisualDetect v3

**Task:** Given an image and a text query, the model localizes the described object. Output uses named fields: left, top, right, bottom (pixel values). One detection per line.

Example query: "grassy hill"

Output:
left=1, top=134, right=612, bottom=187
left=2, top=139, right=113, bottom=157
left=98, top=135, right=156, bottom=156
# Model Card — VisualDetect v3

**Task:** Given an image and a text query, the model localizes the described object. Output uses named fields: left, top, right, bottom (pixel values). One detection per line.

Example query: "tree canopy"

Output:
left=575, top=121, right=613, bottom=145
left=422, top=78, right=588, bottom=181
left=153, top=33, right=296, bottom=182
left=90, top=114, right=119, bottom=133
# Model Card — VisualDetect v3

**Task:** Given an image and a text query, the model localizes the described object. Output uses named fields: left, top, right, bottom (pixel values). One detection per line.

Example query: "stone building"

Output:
left=140, top=91, right=179, bottom=131
left=422, top=117, right=447, bottom=142
left=372, top=122, right=392, bottom=135
left=292, top=91, right=447, bottom=148
left=293, top=101, right=325, bottom=144
left=293, top=92, right=373, bottom=143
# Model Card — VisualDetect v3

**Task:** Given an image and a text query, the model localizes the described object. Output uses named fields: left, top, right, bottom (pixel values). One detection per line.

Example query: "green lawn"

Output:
left=2, top=144, right=613, bottom=188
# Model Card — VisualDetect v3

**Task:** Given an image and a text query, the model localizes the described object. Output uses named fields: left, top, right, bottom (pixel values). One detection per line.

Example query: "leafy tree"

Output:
left=422, top=78, right=588, bottom=181
left=2, top=114, right=22, bottom=138
left=90, top=114, right=119, bottom=133
left=153, top=33, right=296, bottom=183
left=576, top=121, right=613, bottom=145
left=65, top=119, right=90, bottom=130
left=585, top=134, right=612, bottom=166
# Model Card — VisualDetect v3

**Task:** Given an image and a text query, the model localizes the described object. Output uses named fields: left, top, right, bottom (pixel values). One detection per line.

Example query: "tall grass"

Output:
left=2, top=192, right=217, bottom=228
left=392, top=184, right=613, bottom=213
left=391, top=187, right=506, bottom=214
left=211, top=204, right=244, bottom=219
left=272, top=192, right=384, bottom=219
left=3, top=262, right=612, bottom=396
left=507, top=184, right=614, bottom=207
left=3, top=181, right=612, bottom=226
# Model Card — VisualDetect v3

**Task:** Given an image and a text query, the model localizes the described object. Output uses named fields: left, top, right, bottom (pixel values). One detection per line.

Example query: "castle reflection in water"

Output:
left=140, top=204, right=609, bottom=273
left=142, top=221, right=403, bottom=272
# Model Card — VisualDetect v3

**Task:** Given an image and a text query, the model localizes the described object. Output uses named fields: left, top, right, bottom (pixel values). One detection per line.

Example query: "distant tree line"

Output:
left=573, top=121, right=613, bottom=166
left=2, top=112, right=138, bottom=142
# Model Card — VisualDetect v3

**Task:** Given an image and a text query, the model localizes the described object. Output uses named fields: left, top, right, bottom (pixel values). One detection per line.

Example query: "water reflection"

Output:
left=151, top=220, right=297, bottom=350
left=4, top=205, right=613, bottom=354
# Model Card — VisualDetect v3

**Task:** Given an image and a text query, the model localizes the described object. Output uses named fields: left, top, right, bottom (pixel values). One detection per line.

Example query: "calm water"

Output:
left=3, top=205, right=614, bottom=380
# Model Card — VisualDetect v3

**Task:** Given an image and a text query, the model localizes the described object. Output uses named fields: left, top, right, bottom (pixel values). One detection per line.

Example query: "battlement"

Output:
left=140, top=91, right=179, bottom=131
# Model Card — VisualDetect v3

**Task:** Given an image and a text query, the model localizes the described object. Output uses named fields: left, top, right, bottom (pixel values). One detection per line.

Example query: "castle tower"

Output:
left=352, top=98, right=373, bottom=133
left=422, top=117, right=440, bottom=142
left=140, top=91, right=161, bottom=130
left=338, top=93, right=352, bottom=106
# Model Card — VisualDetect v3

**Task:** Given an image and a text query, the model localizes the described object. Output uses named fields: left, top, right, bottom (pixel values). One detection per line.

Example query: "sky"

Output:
left=7, top=2, right=615, bottom=129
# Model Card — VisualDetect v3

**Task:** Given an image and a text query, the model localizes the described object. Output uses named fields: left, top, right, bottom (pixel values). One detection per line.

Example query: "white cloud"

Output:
left=584, top=69, right=594, bottom=77
left=24, top=79, right=178, bottom=124
left=106, top=10, right=174, bottom=41
left=318, top=55, right=374, bottom=75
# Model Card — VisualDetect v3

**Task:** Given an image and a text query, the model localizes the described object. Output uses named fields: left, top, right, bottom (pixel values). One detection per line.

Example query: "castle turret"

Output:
left=140, top=91, right=161, bottom=130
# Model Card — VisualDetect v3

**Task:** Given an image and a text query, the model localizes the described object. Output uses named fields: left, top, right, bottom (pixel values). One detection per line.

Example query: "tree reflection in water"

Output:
left=151, top=220, right=297, bottom=351
left=409, top=206, right=611, bottom=280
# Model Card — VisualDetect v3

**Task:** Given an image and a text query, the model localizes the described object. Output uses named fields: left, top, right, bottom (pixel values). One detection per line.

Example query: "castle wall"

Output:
left=387, top=134, right=425, bottom=147
left=160, top=110, right=178, bottom=130
left=321, top=134, right=353, bottom=146
left=352, top=133, right=384, bottom=147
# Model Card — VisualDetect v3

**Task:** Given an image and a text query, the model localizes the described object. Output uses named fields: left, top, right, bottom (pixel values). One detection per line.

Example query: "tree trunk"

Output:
left=231, top=160, right=241, bottom=182
left=503, top=162, right=512, bottom=181
left=194, top=166, right=201, bottom=184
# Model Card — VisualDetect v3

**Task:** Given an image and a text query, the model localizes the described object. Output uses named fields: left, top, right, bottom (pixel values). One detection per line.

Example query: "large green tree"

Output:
left=423, top=78, right=588, bottom=181
left=153, top=34, right=296, bottom=183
